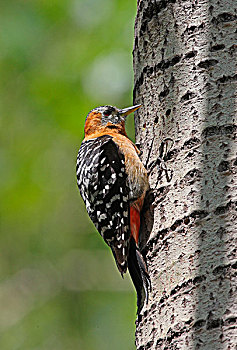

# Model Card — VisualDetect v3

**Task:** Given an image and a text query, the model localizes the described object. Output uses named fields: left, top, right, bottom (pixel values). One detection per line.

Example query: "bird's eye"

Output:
left=103, top=110, right=111, bottom=116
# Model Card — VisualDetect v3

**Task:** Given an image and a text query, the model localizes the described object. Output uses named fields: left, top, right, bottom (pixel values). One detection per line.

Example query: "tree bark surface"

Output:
left=133, top=0, right=236, bottom=349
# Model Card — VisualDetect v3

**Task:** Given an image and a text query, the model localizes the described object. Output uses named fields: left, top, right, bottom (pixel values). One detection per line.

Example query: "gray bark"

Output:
left=133, top=0, right=237, bottom=349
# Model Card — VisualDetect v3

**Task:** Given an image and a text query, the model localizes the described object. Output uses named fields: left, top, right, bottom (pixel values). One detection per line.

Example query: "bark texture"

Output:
left=133, top=0, right=236, bottom=349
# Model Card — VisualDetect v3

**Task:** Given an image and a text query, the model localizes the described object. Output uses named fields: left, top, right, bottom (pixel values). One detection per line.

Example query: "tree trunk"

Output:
left=133, top=0, right=236, bottom=349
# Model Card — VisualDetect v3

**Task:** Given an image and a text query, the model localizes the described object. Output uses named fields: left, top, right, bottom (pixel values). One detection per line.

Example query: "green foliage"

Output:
left=0, top=0, right=137, bottom=348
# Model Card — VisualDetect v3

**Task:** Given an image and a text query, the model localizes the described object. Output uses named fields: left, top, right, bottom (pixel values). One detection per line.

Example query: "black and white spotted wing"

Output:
left=76, top=135, right=130, bottom=274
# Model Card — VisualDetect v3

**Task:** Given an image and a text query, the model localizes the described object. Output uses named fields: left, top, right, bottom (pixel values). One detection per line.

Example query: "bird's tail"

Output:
left=128, top=237, right=151, bottom=314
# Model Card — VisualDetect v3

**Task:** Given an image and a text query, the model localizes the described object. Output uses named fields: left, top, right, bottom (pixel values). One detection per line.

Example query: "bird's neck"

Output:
left=84, top=114, right=127, bottom=140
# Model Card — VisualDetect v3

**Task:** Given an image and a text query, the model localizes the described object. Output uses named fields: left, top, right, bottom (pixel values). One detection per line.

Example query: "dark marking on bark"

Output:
left=184, top=217, right=190, bottom=225
left=166, top=325, right=186, bottom=342
left=217, top=74, right=237, bottom=84
left=212, top=12, right=237, bottom=24
left=159, top=276, right=205, bottom=304
left=181, top=91, right=196, bottom=102
left=151, top=318, right=194, bottom=348
left=184, top=50, right=197, bottom=59
left=193, top=275, right=206, bottom=284
left=193, top=319, right=206, bottom=330
left=140, top=0, right=177, bottom=32
left=217, top=160, right=230, bottom=172
left=182, top=137, right=200, bottom=150
left=212, top=263, right=230, bottom=276
left=202, top=124, right=237, bottom=138
left=206, top=319, right=221, bottom=330
left=216, top=227, right=226, bottom=239
left=198, top=59, right=218, bottom=69
left=165, top=148, right=179, bottom=161
left=171, top=219, right=183, bottom=231
left=214, top=201, right=232, bottom=215
left=153, top=186, right=171, bottom=204
left=146, top=209, right=209, bottom=254
left=146, top=340, right=154, bottom=348
left=183, top=168, right=202, bottom=185
left=224, top=316, right=237, bottom=326
left=134, top=56, right=182, bottom=93
left=190, top=210, right=208, bottom=220
left=166, top=109, right=171, bottom=116
left=159, top=85, right=169, bottom=100
left=183, top=22, right=205, bottom=36
left=210, top=43, right=225, bottom=51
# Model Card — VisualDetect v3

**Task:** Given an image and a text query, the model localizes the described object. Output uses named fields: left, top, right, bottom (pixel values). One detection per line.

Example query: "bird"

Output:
left=76, top=104, right=150, bottom=313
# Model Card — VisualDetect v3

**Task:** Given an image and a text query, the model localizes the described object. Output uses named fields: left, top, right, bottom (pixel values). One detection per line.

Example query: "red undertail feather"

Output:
left=130, top=205, right=140, bottom=245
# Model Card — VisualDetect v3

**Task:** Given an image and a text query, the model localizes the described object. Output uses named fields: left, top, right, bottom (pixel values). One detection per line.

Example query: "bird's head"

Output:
left=84, top=104, right=141, bottom=137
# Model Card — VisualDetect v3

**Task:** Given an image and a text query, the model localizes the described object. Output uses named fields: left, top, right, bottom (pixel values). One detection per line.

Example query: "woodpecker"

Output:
left=76, top=104, right=150, bottom=313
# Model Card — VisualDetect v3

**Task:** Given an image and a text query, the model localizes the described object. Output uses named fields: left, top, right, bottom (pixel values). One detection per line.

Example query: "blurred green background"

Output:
left=0, top=0, right=137, bottom=349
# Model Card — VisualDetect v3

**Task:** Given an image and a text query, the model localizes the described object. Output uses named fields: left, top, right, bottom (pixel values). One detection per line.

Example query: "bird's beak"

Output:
left=119, top=104, right=142, bottom=117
